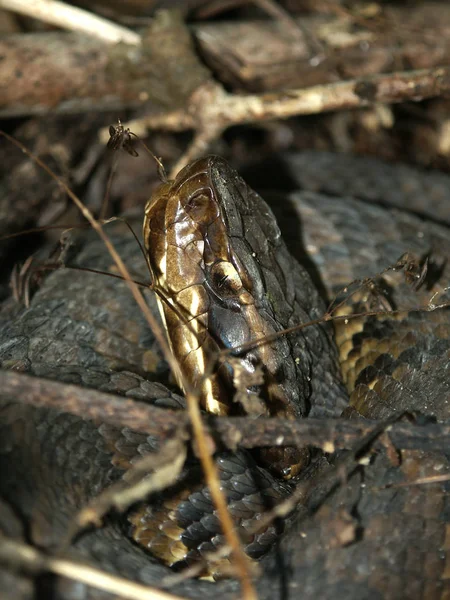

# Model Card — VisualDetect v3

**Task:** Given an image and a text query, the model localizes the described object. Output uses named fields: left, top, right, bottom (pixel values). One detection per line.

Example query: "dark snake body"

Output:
left=0, top=152, right=450, bottom=599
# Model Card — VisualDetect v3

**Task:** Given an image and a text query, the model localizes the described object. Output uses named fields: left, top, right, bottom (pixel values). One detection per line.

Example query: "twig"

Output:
left=246, top=415, right=403, bottom=533
left=170, top=125, right=223, bottom=178
left=253, top=0, right=325, bottom=57
left=380, top=473, right=450, bottom=489
left=0, top=371, right=184, bottom=434
left=3, top=371, right=450, bottom=454
left=0, top=0, right=140, bottom=45
left=0, top=131, right=179, bottom=386
left=62, top=438, right=187, bottom=550
left=119, top=66, right=450, bottom=172
left=183, top=388, right=257, bottom=599
left=0, top=537, right=183, bottom=600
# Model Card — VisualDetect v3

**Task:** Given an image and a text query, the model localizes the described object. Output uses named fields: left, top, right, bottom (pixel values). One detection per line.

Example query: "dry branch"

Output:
left=63, top=438, right=187, bottom=550
left=2, top=370, right=450, bottom=455
left=119, top=65, right=450, bottom=175
left=0, top=537, right=183, bottom=600
left=0, top=0, right=140, bottom=45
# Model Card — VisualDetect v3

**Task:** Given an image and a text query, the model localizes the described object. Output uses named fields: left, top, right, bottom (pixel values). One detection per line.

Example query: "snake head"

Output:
left=143, top=156, right=336, bottom=477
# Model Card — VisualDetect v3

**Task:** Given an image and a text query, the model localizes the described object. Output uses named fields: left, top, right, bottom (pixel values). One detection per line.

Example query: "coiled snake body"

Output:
left=0, top=152, right=450, bottom=599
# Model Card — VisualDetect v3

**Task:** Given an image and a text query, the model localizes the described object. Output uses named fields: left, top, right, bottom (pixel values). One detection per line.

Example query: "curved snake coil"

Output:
left=0, top=152, right=449, bottom=599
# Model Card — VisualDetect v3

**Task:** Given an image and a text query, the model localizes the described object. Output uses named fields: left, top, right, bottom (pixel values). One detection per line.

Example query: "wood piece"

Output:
left=195, top=2, right=450, bottom=91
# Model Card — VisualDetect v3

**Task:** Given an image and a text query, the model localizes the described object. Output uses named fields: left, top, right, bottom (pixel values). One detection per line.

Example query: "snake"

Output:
left=0, top=151, right=450, bottom=599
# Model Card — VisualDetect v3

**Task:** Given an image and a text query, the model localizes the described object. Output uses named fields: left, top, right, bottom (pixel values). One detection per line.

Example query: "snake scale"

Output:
left=0, top=151, right=450, bottom=599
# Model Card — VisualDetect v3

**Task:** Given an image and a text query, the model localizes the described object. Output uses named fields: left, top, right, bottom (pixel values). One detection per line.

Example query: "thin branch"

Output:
left=253, top=0, right=324, bottom=56
left=2, top=371, right=450, bottom=455
left=0, top=0, right=140, bottom=45
left=0, top=370, right=185, bottom=434
left=62, top=438, right=187, bottom=549
left=119, top=66, right=450, bottom=171
left=380, top=474, right=450, bottom=489
left=0, top=131, right=179, bottom=386
left=183, top=388, right=257, bottom=599
left=169, top=123, right=223, bottom=179
left=0, top=537, right=183, bottom=600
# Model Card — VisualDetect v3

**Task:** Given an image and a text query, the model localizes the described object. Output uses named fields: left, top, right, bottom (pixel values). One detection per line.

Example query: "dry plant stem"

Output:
left=218, top=295, right=450, bottom=359
left=382, top=474, right=450, bottom=489
left=0, top=0, right=140, bottom=45
left=169, top=125, right=224, bottom=179
left=0, top=538, right=183, bottom=600
left=253, top=0, right=324, bottom=56
left=183, top=389, right=257, bottom=600
left=0, top=223, right=94, bottom=242
left=64, top=439, right=187, bottom=547
left=0, top=131, right=177, bottom=381
left=0, top=132, right=254, bottom=598
left=100, top=156, right=119, bottom=221
left=253, top=0, right=303, bottom=35
left=0, top=370, right=186, bottom=434
left=121, top=66, right=450, bottom=171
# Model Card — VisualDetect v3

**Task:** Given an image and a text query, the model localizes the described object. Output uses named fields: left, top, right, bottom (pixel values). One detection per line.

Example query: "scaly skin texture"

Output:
left=0, top=153, right=449, bottom=599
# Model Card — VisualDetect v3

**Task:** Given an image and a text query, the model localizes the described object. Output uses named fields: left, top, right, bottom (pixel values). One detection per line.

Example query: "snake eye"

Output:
left=184, top=192, right=212, bottom=223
